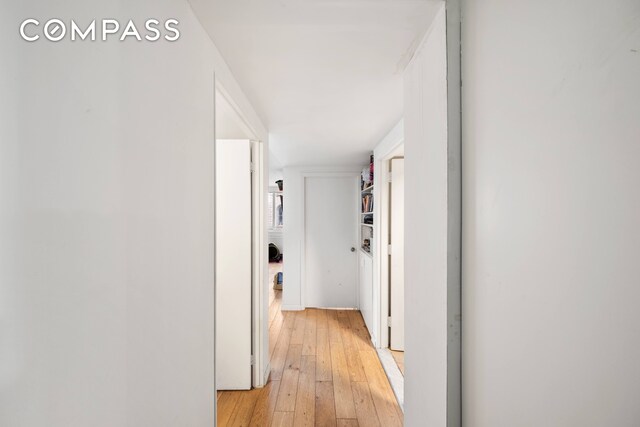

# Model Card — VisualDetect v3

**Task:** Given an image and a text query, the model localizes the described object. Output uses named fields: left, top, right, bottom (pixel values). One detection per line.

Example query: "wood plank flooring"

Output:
left=390, top=351, right=405, bottom=376
left=217, top=263, right=403, bottom=426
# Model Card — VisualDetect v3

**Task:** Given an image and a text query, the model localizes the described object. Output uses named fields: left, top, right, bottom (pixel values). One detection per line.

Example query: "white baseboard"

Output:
left=263, top=363, right=271, bottom=385
left=377, top=348, right=404, bottom=411
left=281, top=304, right=305, bottom=311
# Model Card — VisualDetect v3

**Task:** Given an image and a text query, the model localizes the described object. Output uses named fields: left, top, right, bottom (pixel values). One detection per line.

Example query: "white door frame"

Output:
left=371, top=2, right=462, bottom=420
left=373, top=135, right=405, bottom=350
left=214, top=81, right=268, bottom=388
left=389, top=158, right=405, bottom=351
left=300, top=171, right=361, bottom=309
left=250, top=139, right=266, bottom=387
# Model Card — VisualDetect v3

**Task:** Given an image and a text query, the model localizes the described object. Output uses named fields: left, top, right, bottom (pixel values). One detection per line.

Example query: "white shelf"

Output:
left=361, top=161, right=374, bottom=259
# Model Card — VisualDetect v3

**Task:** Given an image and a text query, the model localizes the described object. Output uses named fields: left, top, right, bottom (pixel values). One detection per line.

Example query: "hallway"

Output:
left=217, top=265, right=403, bottom=426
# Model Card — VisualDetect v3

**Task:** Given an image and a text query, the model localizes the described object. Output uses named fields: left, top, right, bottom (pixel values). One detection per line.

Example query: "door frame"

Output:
left=214, top=81, right=268, bottom=389
left=250, top=139, right=265, bottom=387
left=300, top=171, right=361, bottom=309
left=388, top=157, right=405, bottom=351
left=373, top=134, right=405, bottom=350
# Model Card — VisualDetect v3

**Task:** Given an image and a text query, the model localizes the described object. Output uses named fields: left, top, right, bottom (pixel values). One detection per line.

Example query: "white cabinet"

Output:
left=359, top=251, right=374, bottom=343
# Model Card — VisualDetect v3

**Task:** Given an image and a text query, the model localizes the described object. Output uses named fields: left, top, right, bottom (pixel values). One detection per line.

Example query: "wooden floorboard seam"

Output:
left=218, top=264, right=402, bottom=427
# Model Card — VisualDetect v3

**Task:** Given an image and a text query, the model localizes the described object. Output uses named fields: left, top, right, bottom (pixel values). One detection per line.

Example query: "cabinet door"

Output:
left=360, top=253, right=374, bottom=340
left=359, top=255, right=366, bottom=310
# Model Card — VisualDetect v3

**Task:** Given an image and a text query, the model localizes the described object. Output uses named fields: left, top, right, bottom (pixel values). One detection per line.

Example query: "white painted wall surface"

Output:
left=0, top=1, right=267, bottom=425
left=282, top=168, right=305, bottom=310
left=282, top=166, right=361, bottom=310
left=462, top=0, right=640, bottom=425
left=269, top=170, right=284, bottom=187
left=403, top=4, right=449, bottom=426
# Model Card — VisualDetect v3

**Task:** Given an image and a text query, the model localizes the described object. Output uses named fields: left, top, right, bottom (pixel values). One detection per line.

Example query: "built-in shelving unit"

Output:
left=358, top=154, right=376, bottom=351
left=358, top=153, right=376, bottom=353
left=360, top=155, right=374, bottom=254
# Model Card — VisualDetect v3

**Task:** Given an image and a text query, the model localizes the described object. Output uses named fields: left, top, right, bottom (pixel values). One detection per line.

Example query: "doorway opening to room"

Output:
left=362, top=132, right=407, bottom=410
left=267, top=179, right=284, bottom=289
left=378, top=144, right=406, bottom=407
left=214, top=82, right=267, bottom=396
left=267, top=174, right=284, bottom=365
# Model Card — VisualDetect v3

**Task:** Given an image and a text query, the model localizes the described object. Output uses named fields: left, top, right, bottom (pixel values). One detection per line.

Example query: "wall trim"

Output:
left=281, top=304, right=305, bottom=311
left=262, top=362, right=271, bottom=387
left=445, top=0, right=462, bottom=425
left=372, top=120, right=405, bottom=350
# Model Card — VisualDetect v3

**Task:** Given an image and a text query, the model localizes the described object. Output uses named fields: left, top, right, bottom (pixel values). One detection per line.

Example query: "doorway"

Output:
left=214, top=83, right=266, bottom=392
left=389, top=156, right=405, bottom=359
left=215, top=138, right=253, bottom=390
left=372, top=138, right=407, bottom=408
left=267, top=179, right=284, bottom=364
left=267, top=180, right=284, bottom=303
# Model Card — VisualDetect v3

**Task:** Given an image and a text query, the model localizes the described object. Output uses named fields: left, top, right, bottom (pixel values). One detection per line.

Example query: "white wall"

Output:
left=462, top=0, right=640, bottom=425
left=269, top=170, right=283, bottom=187
left=0, top=1, right=266, bottom=425
left=282, top=167, right=303, bottom=310
left=403, top=4, right=449, bottom=426
left=282, top=166, right=361, bottom=310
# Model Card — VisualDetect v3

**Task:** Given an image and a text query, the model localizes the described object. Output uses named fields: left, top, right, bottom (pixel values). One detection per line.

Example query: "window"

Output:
left=267, top=191, right=283, bottom=229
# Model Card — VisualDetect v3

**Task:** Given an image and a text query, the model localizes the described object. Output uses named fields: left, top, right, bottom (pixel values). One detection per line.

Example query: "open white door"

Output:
left=390, top=158, right=405, bottom=351
left=305, top=175, right=359, bottom=308
left=216, top=139, right=252, bottom=390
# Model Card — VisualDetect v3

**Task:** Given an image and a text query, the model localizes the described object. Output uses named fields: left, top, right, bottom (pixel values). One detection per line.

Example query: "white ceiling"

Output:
left=190, top=0, right=441, bottom=167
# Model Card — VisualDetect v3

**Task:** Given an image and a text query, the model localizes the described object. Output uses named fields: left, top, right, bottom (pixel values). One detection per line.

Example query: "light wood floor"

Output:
left=390, top=351, right=404, bottom=376
left=217, top=263, right=404, bottom=426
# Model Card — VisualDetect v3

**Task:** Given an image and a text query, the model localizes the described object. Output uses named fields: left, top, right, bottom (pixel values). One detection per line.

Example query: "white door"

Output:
left=305, top=176, right=358, bottom=308
left=390, top=158, right=405, bottom=351
left=359, top=253, right=374, bottom=334
left=216, top=139, right=252, bottom=390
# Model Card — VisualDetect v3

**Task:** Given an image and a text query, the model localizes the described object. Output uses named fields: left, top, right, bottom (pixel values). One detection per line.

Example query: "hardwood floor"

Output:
left=217, top=263, right=403, bottom=427
left=390, top=351, right=405, bottom=376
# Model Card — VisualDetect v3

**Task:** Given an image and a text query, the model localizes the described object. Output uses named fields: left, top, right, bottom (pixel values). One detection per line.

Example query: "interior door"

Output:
left=305, top=176, right=358, bottom=308
left=216, top=139, right=252, bottom=390
left=390, top=158, right=405, bottom=351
